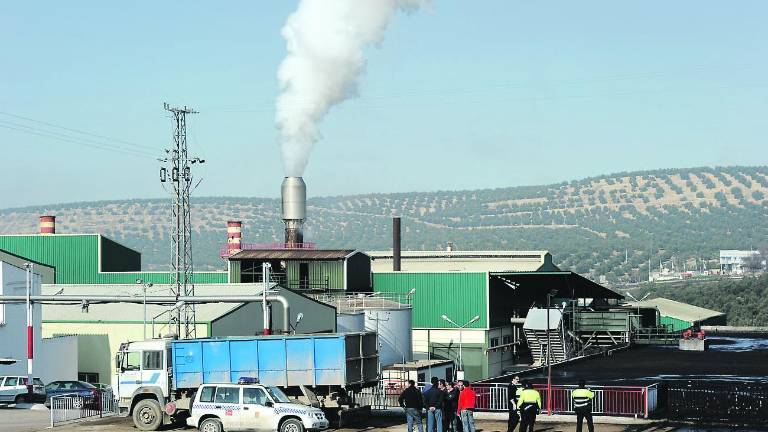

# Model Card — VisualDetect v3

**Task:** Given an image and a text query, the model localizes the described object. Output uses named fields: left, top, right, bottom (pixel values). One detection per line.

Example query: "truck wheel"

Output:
left=200, top=418, right=223, bottom=432
left=133, top=399, right=163, bottom=431
left=280, top=418, right=305, bottom=432
left=14, top=394, right=26, bottom=404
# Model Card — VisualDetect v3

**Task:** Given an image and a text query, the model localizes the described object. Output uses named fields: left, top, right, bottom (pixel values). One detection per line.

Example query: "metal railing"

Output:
left=352, top=382, right=658, bottom=418
left=310, top=292, right=413, bottom=311
left=50, top=391, right=117, bottom=427
left=220, top=242, right=317, bottom=257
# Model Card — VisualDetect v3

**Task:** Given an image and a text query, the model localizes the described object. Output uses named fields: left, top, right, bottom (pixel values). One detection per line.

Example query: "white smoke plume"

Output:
left=276, top=0, right=426, bottom=176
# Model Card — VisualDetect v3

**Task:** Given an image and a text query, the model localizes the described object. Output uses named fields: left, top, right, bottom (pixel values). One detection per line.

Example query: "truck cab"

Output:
left=115, top=339, right=177, bottom=431
left=187, top=379, right=328, bottom=432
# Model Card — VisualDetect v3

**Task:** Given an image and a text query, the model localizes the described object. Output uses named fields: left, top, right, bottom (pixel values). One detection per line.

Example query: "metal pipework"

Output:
left=0, top=295, right=291, bottom=333
left=281, top=177, right=306, bottom=245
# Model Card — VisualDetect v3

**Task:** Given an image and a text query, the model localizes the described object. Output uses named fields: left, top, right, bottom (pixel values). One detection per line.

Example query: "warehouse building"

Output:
left=0, top=228, right=227, bottom=285
left=372, top=270, right=622, bottom=380
left=628, top=297, right=726, bottom=331
left=40, top=283, right=338, bottom=386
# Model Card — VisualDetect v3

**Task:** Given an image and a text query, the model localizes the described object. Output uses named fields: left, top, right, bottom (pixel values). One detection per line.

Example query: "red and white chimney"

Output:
left=39, top=216, right=55, bottom=235
left=227, top=221, right=242, bottom=255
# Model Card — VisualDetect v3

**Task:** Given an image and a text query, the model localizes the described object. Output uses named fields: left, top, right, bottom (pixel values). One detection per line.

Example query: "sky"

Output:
left=2, top=1, right=767, bottom=208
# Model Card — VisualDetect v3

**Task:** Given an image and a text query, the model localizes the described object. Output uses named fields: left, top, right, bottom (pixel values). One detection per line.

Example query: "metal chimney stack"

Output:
left=281, top=177, right=306, bottom=246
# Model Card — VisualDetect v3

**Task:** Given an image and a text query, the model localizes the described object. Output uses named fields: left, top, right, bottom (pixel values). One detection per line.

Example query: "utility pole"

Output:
left=160, top=103, right=204, bottom=339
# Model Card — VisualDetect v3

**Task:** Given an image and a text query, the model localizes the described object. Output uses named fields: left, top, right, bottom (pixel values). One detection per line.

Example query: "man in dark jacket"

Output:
left=443, top=381, right=461, bottom=432
left=399, top=380, right=424, bottom=432
left=424, top=377, right=445, bottom=432
left=507, top=375, right=520, bottom=432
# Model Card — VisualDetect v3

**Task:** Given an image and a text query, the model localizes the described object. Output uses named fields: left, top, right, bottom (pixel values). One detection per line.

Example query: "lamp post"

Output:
left=441, top=314, right=480, bottom=380
left=23, top=263, right=34, bottom=400
left=136, top=279, right=153, bottom=340
left=545, top=289, right=558, bottom=416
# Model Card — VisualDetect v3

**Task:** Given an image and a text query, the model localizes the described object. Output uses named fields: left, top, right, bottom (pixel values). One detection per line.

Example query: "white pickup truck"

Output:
left=187, top=380, right=328, bottom=432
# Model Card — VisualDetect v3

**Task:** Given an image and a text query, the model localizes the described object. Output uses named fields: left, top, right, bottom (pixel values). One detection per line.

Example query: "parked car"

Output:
left=44, top=381, right=101, bottom=407
left=187, top=380, right=328, bottom=432
left=0, top=376, right=46, bottom=404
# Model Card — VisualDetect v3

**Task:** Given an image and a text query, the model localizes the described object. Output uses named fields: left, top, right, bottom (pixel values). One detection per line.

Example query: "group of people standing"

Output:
left=398, top=377, right=479, bottom=432
left=400, top=376, right=596, bottom=432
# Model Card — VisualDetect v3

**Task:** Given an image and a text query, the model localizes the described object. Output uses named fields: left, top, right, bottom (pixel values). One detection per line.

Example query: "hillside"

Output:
left=1, top=165, right=767, bottom=283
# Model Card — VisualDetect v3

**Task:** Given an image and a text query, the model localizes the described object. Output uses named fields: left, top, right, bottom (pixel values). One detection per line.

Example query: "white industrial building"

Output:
left=368, top=250, right=560, bottom=273
left=0, top=250, right=74, bottom=383
left=719, top=250, right=762, bottom=275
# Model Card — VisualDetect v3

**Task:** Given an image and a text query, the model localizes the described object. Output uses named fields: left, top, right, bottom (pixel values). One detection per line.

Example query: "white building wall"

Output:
left=37, top=336, right=78, bottom=382
left=0, top=262, right=43, bottom=379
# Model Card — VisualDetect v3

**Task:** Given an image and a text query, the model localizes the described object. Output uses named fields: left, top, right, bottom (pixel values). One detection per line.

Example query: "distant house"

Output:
left=720, top=250, right=762, bottom=275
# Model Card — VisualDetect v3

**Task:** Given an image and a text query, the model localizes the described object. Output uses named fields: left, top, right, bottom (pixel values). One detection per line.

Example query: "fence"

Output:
left=353, top=382, right=658, bottom=418
left=50, top=391, right=117, bottom=427
left=666, top=380, right=768, bottom=425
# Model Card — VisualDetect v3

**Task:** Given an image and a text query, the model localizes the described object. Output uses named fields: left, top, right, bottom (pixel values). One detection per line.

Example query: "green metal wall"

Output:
left=0, top=234, right=227, bottom=284
left=100, top=237, right=141, bottom=271
left=372, top=272, right=488, bottom=329
left=660, top=316, right=692, bottom=332
left=0, top=235, right=100, bottom=284
left=286, top=260, right=344, bottom=290
left=228, top=260, right=240, bottom=284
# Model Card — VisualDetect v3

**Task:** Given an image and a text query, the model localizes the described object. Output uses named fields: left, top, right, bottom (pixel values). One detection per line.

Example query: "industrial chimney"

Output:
left=226, top=220, right=242, bottom=255
left=39, top=215, right=56, bottom=235
left=281, top=177, right=306, bottom=247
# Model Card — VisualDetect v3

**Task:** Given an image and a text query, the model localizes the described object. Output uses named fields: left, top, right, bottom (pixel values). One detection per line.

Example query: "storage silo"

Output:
left=337, top=311, right=365, bottom=333
left=365, top=307, right=413, bottom=367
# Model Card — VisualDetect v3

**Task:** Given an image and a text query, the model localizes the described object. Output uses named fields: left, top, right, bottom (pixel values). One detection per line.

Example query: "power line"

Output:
left=0, top=110, right=160, bottom=152
left=0, top=120, right=158, bottom=159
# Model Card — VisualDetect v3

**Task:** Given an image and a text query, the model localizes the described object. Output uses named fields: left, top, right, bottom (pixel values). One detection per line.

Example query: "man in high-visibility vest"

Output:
left=517, top=381, right=541, bottom=432
left=572, top=380, right=595, bottom=432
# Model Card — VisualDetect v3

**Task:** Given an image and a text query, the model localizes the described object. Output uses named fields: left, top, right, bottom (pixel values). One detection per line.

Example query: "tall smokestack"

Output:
left=281, top=177, right=306, bottom=246
left=39, top=216, right=55, bottom=235
left=393, top=217, right=401, bottom=271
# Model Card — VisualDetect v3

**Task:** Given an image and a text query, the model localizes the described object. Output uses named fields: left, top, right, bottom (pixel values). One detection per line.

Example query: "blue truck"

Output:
left=115, top=333, right=379, bottom=431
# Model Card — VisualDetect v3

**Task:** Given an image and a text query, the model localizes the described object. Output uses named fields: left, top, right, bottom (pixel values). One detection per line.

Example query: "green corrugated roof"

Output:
left=373, top=272, right=488, bottom=329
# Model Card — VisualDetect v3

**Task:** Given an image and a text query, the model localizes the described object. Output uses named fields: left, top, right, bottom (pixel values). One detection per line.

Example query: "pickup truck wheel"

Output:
left=200, top=418, right=223, bottom=432
left=280, top=418, right=305, bottom=432
left=14, top=395, right=26, bottom=404
left=133, top=399, right=163, bottom=431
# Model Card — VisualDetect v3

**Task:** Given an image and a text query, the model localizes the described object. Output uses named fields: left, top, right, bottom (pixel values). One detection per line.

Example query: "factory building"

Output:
left=372, top=270, right=622, bottom=380
left=227, top=249, right=371, bottom=292
left=40, top=283, right=337, bottom=386
left=628, top=297, right=726, bottom=331
left=0, top=217, right=227, bottom=284
left=719, top=249, right=763, bottom=275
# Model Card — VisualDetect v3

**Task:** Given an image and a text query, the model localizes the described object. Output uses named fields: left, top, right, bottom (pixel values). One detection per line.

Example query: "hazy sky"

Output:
left=2, top=1, right=767, bottom=208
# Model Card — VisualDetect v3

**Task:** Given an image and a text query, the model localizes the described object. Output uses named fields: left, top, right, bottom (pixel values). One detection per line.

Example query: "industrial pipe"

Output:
left=0, top=295, right=291, bottom=334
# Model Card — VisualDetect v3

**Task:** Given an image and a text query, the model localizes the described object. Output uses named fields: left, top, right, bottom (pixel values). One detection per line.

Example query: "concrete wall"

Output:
left=37, top=336, right=78, bottom=382
left=0, top=262, right=43, bottom=379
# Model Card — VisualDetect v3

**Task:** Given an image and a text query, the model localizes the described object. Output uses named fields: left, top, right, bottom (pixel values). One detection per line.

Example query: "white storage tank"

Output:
left=364, top=307, right=413, bottom=367
left=337, top=312, right=365, bottom=333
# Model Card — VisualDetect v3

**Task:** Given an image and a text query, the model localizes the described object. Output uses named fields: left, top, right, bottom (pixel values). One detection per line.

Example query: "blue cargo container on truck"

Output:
left=115, top=333, right=378, bottom=431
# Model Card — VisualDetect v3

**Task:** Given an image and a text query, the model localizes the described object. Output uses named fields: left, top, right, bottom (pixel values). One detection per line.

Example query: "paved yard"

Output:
left=29, top=414, right=652, bottom=432
left=0, top=407, right=50, bottom=432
